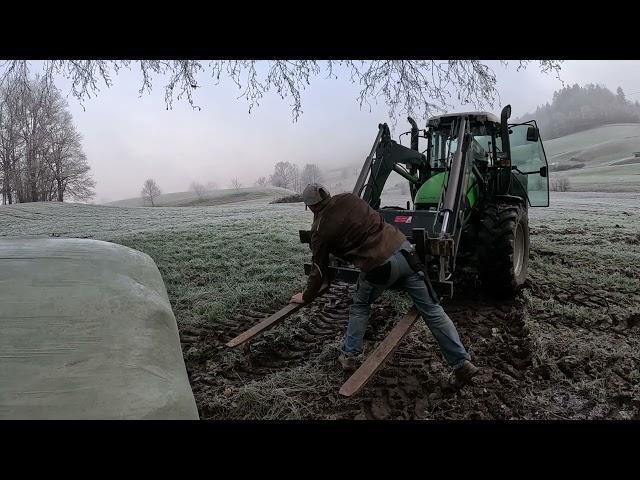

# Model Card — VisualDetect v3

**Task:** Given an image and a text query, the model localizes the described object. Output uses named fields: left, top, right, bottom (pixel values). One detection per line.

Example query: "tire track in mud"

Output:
left=183, top=278, right=541, bottom=420
left=183, top=282, right=358, bottom=415
left=183, top=263, right=639, bottom=420
left=231, top=282, right=354, bottom=370
left=333, top=290, right=537, bottom=420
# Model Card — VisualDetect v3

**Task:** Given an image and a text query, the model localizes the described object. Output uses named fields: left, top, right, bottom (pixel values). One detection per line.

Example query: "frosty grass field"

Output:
left=1, top=188, right=639, bottom=419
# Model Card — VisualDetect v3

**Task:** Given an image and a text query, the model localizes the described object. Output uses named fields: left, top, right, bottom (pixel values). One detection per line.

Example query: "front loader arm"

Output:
left=357, top=123, right=428, bottom=210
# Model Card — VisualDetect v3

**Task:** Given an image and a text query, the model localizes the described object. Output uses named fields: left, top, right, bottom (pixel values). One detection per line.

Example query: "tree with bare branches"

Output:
left=44, top=104, right=95, bottom=202
left=141, top=178, right=161, bottom=206
left=0, top=61, right=564, bottom=123
left=254, top=176, right=267, bottom=187
left=189, top=181, right=206, bottom=199
left=290, top=164, right=302, bottom=193
left=0, top=83, right=20, bottom=204
left=270, top=161, right=298, bottom=190
left=230, top=177, right=241, bottom=191
left=300, top=163, right=323, bottom=186
left=0, top=72, right=95, bottom=204
left=551, top=176, right=570, bottom=192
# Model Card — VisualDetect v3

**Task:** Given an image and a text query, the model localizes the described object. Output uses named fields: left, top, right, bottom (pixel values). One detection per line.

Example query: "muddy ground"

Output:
left=182, top=193, right=640, bottom=420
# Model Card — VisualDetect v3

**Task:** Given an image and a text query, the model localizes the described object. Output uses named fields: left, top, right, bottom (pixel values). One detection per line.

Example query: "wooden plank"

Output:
left=339, top=307, right=421, bottom=397
left=225, top=285, right=329, bottom=348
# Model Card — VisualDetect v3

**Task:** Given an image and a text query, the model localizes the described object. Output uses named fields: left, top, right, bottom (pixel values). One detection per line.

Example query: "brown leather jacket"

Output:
left=302, top=193, right=406, bottom=302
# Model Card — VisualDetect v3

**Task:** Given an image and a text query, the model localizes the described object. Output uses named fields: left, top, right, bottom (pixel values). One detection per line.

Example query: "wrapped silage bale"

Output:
left=0, top=238, right=199, bottom=420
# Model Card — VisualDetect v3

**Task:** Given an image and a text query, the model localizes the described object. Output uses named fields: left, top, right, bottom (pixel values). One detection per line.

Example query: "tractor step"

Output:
left=339, top=307, right=421, bottom=397
left=226, top=285, right=329, bottom=348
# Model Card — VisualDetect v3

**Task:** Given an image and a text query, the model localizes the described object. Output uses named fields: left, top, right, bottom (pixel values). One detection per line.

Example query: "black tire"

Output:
left=477, top=202, right=529, bottom=298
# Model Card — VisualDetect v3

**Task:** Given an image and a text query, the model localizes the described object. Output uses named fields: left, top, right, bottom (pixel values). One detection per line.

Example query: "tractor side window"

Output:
left=429, top=131, right=457, bottom=169
left=509, top=124, right=549, bottom=207
left=473, top=135, right=492, bottom=163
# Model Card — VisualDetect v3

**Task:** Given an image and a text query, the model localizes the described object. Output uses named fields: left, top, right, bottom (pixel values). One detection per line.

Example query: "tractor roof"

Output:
left=427, top=111, right=500, bottom=127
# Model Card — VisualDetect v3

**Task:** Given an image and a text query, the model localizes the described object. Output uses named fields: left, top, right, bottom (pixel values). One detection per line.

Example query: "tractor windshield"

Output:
left=430, top=123, right=497, bottom=167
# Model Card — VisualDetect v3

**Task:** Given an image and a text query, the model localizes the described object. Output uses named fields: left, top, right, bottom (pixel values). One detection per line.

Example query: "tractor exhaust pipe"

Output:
left=407, top=116, right=419, bottom=151
left=500, top=105, right=512, bottom=165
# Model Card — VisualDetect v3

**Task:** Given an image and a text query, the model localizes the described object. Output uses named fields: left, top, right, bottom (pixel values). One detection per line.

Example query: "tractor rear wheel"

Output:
left=477, top=202, right=529, bottom=298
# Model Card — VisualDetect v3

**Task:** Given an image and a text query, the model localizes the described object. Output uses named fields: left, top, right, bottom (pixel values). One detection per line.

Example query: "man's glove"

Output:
left=290, top=292, right=305, bottom=304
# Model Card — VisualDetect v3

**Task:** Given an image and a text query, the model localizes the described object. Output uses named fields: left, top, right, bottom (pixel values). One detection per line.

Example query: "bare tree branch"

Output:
left=0, top=60, right=565, bottom=123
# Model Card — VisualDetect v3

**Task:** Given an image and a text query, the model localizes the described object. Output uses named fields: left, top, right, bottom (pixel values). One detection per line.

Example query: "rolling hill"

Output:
left=106, top=186, right=294, bottom=207
left=543, top=123, right=640, bottom=192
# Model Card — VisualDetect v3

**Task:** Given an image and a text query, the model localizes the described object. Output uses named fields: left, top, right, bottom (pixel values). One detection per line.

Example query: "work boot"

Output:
left=338, top=352, right=362, bottom=372
left=449, top=360, right=480, bottom=389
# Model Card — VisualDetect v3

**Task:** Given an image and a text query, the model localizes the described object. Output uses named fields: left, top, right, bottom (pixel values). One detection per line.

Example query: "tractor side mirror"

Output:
left=539, top=166, right=548, bottom=178
left=527, top=126, right=539, bottom=142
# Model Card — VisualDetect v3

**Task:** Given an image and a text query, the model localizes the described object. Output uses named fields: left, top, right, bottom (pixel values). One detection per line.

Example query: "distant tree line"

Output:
left=0, top=74, right=95, bottom=205
left=266, top=162, right=324, bottom=193
left=551, top=176, right=570, bottom=192
left=189, top=181, right=206, bottom=199
left=515, top=84, right=640, bottom=140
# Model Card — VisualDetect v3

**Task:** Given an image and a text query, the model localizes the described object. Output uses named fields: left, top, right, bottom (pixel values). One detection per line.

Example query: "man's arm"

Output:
left=301, top=232, right=330, bottom=303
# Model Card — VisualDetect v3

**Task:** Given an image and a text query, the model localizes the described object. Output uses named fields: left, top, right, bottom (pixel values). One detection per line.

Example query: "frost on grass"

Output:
left=204, top=360, right=339, bottom=420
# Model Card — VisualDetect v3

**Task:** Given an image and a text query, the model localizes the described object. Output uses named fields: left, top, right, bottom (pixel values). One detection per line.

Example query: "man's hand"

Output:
left=290, top=292, right=305, bottom=304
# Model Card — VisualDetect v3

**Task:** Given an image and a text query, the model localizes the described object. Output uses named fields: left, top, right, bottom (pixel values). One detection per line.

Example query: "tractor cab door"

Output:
left=508, top=121, right=549, bottom=207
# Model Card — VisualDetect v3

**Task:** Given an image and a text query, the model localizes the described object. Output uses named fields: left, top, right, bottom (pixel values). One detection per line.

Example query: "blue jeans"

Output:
left=343, top=241, right=471, bottom=370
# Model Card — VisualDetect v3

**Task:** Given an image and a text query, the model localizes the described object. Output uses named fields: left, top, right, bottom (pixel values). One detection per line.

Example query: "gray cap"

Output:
left=302, top=183, right=330, bottom=206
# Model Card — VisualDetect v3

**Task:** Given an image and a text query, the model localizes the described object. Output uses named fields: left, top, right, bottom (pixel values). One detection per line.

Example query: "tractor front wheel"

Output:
left=477, top=202, right=529, bottom=298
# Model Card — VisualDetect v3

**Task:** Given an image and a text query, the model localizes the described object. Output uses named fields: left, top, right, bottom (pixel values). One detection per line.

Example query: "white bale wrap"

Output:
left=0, top=238, right=199, bottom=419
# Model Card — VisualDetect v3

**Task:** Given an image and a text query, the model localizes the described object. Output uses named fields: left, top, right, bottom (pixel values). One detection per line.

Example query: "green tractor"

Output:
left=302, top=105, right=550, bottom=298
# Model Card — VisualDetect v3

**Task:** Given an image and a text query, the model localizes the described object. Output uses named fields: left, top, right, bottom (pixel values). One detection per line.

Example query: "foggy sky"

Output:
left=47, top=61, right=640, bottom=203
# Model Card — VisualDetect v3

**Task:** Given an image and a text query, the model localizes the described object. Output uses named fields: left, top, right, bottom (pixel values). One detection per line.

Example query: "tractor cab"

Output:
left=411, top=111, right=549, bottom=212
